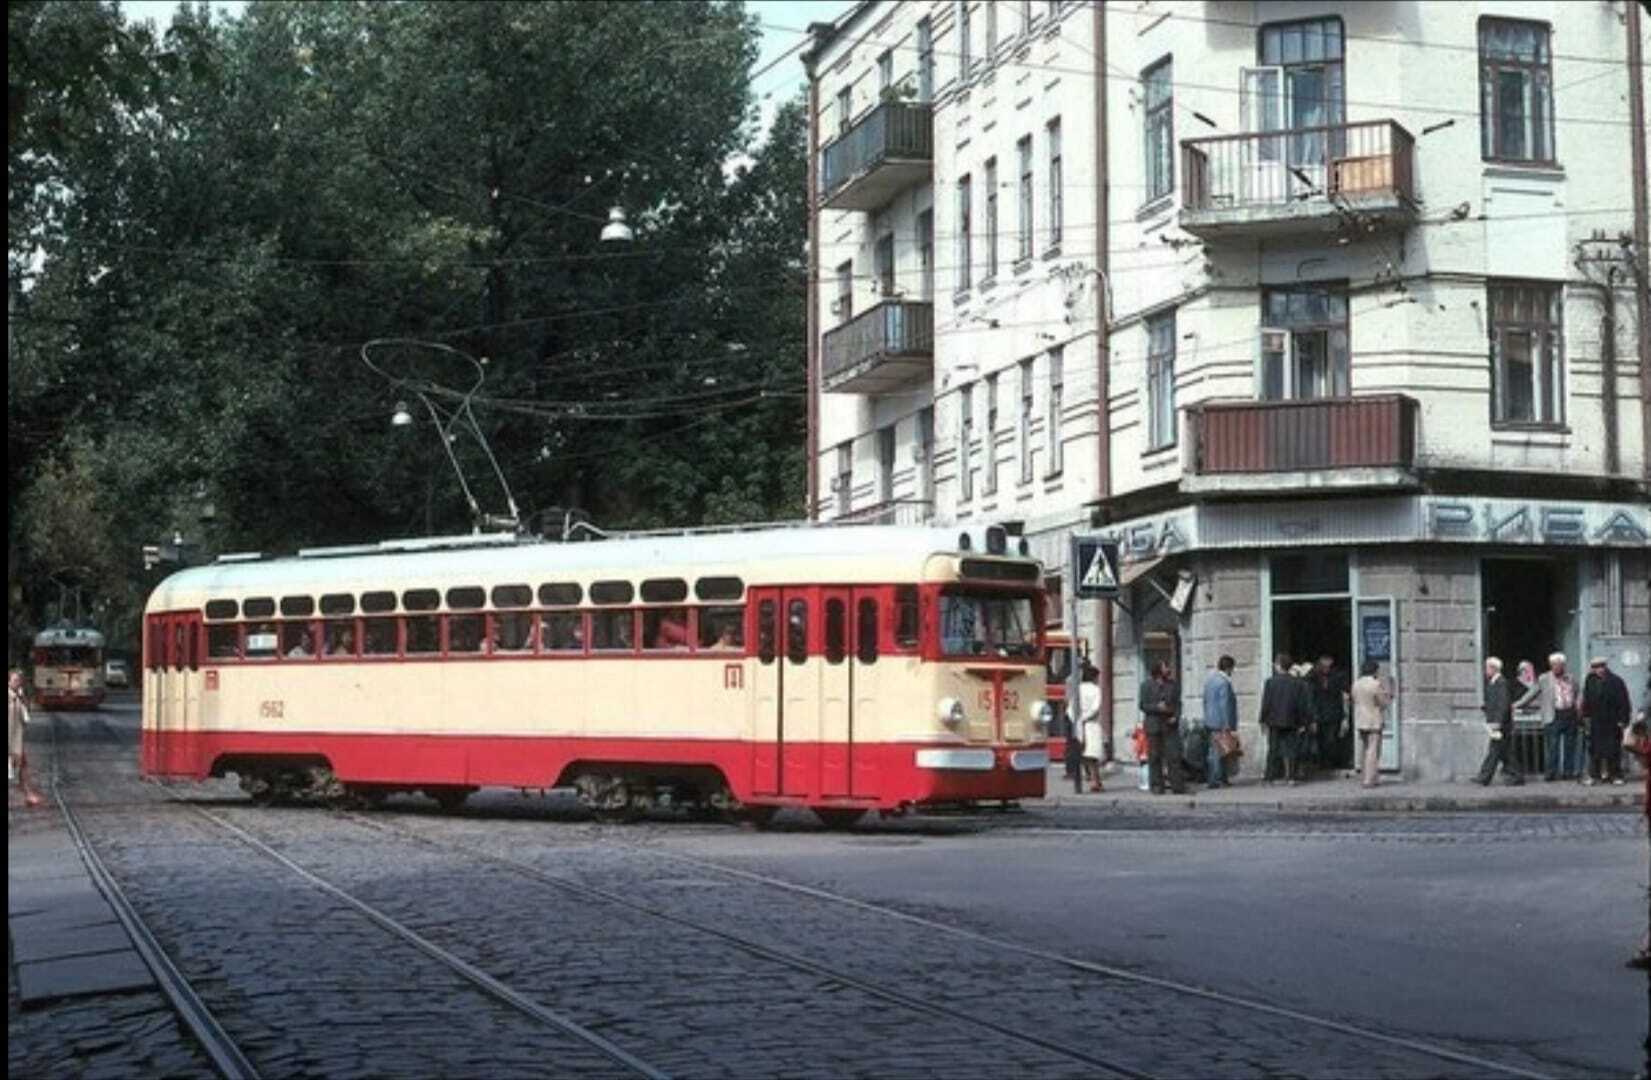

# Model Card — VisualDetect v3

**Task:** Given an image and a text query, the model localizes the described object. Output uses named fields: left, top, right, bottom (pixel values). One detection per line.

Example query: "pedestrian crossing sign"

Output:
left=1072, top=536, right=1121, bottom=598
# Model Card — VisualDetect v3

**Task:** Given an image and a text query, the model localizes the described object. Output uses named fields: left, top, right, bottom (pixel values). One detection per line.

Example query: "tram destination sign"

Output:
left=1072, top=536, right=1122, bottom=599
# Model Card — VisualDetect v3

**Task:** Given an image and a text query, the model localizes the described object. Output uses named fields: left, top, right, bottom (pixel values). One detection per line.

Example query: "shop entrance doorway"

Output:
left=1270, top=597, right=1354, bottom=770
left=1481, top=557, right=1580, bottom=774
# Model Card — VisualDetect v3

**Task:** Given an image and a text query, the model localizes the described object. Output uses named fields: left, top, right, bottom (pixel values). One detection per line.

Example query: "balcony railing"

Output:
left=821, top=300, right=934, bottom=395
left=1189, top=395, right=1418, bottom=475
left=1180, top=120, right=1416, bottom=240
left=819, top=102, right=934, bottom=212
left=836, top=498, right=935, bottom=526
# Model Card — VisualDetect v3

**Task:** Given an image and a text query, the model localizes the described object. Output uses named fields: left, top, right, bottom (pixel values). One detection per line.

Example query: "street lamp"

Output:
left=363, top=339, right=522, bottom=535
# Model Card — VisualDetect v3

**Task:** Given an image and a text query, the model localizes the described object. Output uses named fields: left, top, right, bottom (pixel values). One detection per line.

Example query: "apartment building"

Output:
left=802, top=0, right=1650, bottom=779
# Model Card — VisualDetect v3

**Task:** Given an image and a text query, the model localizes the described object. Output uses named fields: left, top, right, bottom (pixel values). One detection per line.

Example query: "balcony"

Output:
left=819, top=102, right=934, bottom=212
left=822, top=300, right=934, bottom=395
left=836, top=498, right=935, bottom=526
left=1180, top=120, right=1417, bottom=241
left=1186, top=395, right=1419, bottom=493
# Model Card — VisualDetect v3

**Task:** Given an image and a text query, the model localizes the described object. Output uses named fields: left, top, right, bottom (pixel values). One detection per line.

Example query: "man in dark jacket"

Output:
left=1259, top=653, right=1301, bottom=785
left=1476, top=656, right=1523, bottom=786
left=1139, top=660, right=1186, bottom=794
left=1581, top=657, right=1631, bottom=785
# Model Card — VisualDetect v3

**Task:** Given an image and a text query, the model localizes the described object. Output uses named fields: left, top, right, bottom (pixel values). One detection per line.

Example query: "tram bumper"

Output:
left=899, top=744, right=1046, bottom=805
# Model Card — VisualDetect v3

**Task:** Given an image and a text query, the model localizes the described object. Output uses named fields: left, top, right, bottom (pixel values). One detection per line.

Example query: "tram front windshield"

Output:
left=34, top=645, right=100, bottom=668
left=939, top=591, right=1039, bottom=658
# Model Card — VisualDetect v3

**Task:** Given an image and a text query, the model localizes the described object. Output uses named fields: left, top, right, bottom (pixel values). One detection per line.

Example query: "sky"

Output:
left=120, top=0, right=856, bottom=139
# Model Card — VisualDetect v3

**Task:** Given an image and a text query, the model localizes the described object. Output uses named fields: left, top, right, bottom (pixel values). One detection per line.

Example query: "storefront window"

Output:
left=1270, top=552, right=1349, bottom=594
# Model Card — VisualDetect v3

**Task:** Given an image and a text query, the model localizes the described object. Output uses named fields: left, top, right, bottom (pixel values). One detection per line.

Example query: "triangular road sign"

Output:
left=1080, top=545, right=1117, bottom=590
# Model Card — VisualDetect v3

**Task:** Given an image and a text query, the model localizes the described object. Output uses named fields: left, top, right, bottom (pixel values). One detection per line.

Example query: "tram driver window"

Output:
left=363, top=618, right=397, bottom=656
left=208, top=625, right=240, bottom=660
left=406, top=615, right=439, bottom=655
left=246, top=623, right=278, bottom=660
left=643, top=608, right=691, bottom=651
left=895, top=586, right=920, bottom=649
left=786, top=599, right=808, bottom=665
left=699, top=607, right=745, bottom=651
left=591, top=610, right=635, bottom=652
left=541, top=612, right=584, bottom=653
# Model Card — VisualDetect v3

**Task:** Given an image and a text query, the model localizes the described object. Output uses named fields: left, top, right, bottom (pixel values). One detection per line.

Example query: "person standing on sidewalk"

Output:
left=1580, top=657, right=1631, bottom=786
left=1476, top=656, right=1523, bottom=786
left=1350, top=660, right=1392, bottom=788
left=1139, top=660, right=1186, bottom=795
left=1312, top=654, right=1351, bottom=774
left=1077, top=662, right=1104, bottom=793
left=8, top=669, right=29, bottom=784
left=1260, top=654, right=1301, bottom=785
left=1201, top=655, right=1238, bottom=789
left=1515, top=652, right=1580, bottom=781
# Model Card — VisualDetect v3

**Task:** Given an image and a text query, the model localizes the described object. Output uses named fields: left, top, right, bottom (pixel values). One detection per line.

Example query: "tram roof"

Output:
left=145, top=525, right=1041, bottom=612
left=34, top=626, right=106, bottom=648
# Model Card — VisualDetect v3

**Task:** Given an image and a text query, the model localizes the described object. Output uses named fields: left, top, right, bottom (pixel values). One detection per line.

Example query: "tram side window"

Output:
left=282, top=622, right=315, bottom=659
left=857, top=598, right=879, bottom=664
left=173, top=623, right=187, bottom=671
left=643, top=608, right=691, bottom=651
left=406, top=615, right=439, bottom=655
left=448, top=614, right=484, bottom=654
left=246, top=622, right=278, bottom=659
left=541, top=612, right=584, bottom=653
left=492, top=612, right=534, bottom=652
left=825, top=599, right=847, bottom=664
left=758, top=601, right=777, bottom=664
left=323, top=620, right=356, bottom=658
left=591, top=610, right=635, bottom=652
left=698, top=606, right=745, bottom=651
left=208, top=624, right=240, bottom=660
left=786, top=599, right=808, bottom=665
left=363, top=617, right=397, bottom=656
left=895, top=586, right=920, bottom=650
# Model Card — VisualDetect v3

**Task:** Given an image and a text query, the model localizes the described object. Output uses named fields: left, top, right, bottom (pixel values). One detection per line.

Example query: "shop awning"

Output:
left=1120, top=555, right=1166, bottom=588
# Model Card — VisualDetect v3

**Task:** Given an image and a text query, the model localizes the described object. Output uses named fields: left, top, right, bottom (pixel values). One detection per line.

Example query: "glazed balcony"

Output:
left=1186, top=395, right=1419, bottom=493
left=819, top=102, right=934, bottom=212
left=1180, top=120, right=1417, bottom=241
left=821, top=300, right=934, bottom=395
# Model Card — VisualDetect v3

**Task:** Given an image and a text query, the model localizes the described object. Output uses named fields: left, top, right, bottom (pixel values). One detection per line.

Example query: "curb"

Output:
left=1030, top=791, right=1642, bottom=814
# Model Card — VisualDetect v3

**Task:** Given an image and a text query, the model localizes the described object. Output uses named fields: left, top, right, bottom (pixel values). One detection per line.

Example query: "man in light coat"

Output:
left=1350, top=660, right=1392, bottom=788
left=1514, top=652, right=1581, bottom=781
left=1201, top=655, right=1238, bottom=789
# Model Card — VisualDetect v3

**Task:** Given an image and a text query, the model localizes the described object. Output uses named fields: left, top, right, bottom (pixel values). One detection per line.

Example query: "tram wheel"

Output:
left=426, top=786, right=471, bottom=813
left=814, top=808, right=864, bottom=831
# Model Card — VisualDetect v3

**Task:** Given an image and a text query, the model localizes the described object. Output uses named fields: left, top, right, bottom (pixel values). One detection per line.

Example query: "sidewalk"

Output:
left=1035, top=763, right=1647, bottom=813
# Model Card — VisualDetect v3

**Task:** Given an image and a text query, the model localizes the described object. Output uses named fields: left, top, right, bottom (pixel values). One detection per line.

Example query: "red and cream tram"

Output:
left=32, top=626, right=108, bottom=709
left=141, top=525, right=1052, bottom=822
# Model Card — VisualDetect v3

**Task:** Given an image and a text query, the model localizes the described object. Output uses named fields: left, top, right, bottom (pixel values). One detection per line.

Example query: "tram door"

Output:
left=818, top=590, right=852, bottom=797
left=749, top=588, right=822, bottom=798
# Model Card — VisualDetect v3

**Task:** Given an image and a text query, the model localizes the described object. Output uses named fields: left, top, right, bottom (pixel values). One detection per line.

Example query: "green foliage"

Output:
left=7, top=0, right=808, bottom=652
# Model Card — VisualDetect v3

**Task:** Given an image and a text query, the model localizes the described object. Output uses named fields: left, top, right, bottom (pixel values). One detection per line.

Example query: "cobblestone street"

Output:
left=10, top=706, right=1649, bottom=1079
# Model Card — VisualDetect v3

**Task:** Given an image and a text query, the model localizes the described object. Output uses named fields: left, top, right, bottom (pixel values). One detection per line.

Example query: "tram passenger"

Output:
left=324, top=623, right=355, bottom=657
left=649, top=611, right=690, bottom=650
left=285, top=630, right=313, bottom=658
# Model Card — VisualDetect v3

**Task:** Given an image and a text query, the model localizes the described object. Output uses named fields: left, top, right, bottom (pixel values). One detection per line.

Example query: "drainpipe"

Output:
left=1628, top=1, right=1650, bottom=483
left=1092, top=4, right=1116, bottom=753
left=805, top=56, right=822, bottom=519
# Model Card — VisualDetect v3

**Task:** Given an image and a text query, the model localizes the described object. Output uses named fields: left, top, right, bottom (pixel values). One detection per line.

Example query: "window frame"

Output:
left=958, top=381, right=975, bottom=501
left=1487, top=279, right=1566, bottom=429
left=983, top=372, right=1000, bottom=496
left=1477, top=17, right=1556, bottom=166
left=983, top=156, right=999, bottom=283
left=1258, top=283, right=1351, bottom=402
left=1142, top=56, right=1174, bottom=203
left=955, top=174, right=972, bottom=294
left=1146, top=309, right=1178, bottom=451
left=1015, top=134, right=1034, bottom=264
left=1045, top=345, right=1064, bottom=477
left=1018, top=358, right=1034, bottom=484
left=1046, top=118, right=1062, bottom=252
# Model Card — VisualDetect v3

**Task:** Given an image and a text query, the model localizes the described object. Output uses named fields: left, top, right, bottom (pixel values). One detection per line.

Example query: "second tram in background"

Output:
left=140, top=523, right=1052, bottom=824
left=31, top=626, right=108, bottom=709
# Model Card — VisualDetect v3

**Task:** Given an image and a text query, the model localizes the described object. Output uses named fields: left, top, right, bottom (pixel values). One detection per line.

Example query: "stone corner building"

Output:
left=800, top=0, right=1651, bottom=779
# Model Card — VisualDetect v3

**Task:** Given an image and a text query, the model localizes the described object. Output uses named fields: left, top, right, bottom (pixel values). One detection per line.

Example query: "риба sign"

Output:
left=1425, top=499, right=1649, bottom=547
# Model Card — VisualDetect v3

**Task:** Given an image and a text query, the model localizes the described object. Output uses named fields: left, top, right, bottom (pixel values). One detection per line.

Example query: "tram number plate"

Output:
left=978, top=689, right=1020, bottom=710
left=259, top=700, right=285, bottom=719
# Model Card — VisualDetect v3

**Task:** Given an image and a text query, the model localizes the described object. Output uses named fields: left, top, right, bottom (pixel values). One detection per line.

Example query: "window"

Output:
left=541, top=611, right=584, bottom=652
left=878, top=425, right=896, bottom=504
left=491, top=585, right=532, bottom=608
left=446, top=586, right=485, bottom=610
left=1479, top=19, right=1553, bottom=163
left=836, top=260, right=854, bottom=323
left=878, top=49, right=893, bottom=94
left=1016, top=135, right=1033, bottom=263
left=448, top=614, right=484, bottom=654
left=245, top=622, right=277, bottom=659
left=643, top=608, right=691, bottom=650
left=917, top=406, right=935, bottom=503
left=986, top=0, right=998, bottom=56
left=1048, top=0, right=1059, bottom=18
left=1260, top=284, right=1349, bottom=400
left=244, top=597, right=276, bottom=619
left=895, top=586, right=920, bottom=648
left=917, top=17, right=934, bottom=101
left=1019, top=0, right=1031, bottom=35
left=958, top=1, right=972, bottom=76
left=590, top=580, right=634, bottom=605
left=1251, top=18, right=1345, bottom=189
left=874, top=233, right=895, bottom=298
left=836, top=441, right=853, bottom=517
left=640, top=578, right=688, bottom=603
left=281, top=622, right=314, bottom=659
left=939, top=591, right=1039, bottom=657
left=1043, top=573, right=1063, bottom=626
left=1019, top=359, right=1034, bottom=483
left=1270, top=553, right=1349, bottom=595
left=758, top=600, right=778, bottom=664
left=1489, top=281, right=1564, bottom=426
left=984, top=372, right=999, bottom=495
left=984, top=157, right=998, bottom=281
left=208, top=624, right=239, bottom=659
left=492, top=613, right=535, bottom=652
left=857, top=598, right=880, bottom=664
left=361, top=590, right=397, bottom=614
left=319, top=593, right=354, bottom=616
left=958, top=382, right=975, bottom=500
left=1046, top=346, right=1064, bottom=475
left=363, top=618, right=397, bottom=655
left=205, top=599, right=239, bottom=621
left=402, top=589, right=440, bottom=612
left=836, top=86, right=852, bottom=136
left=917, top=209, right=934, bottom=299
left=956, top=175, right=972, bottom=292
left=786, top=599, right=809, bottom=664
left=1046, top=118, right=1062, bottom=249
left=280, top=596, right=314, bottom=618
left=694, top=576, right=744, bottom=601
left=698, top=606, right=745, bottom=650
left=539, top=582, right=582, bottom=607
left=1142, top=57, right=1174, bottom=202
left=825, top=599, right=848, bottom=664
left=1146, top=310, right=1177, bottom=449
left=591, top=610, right=634, bottom=651
left=406, top=615, right=439, bottom=655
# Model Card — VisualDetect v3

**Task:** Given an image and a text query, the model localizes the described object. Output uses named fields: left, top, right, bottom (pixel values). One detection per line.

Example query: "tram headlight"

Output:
left=937, top=697, right=966, bottom=728
left=1030, top=700, right=1053, bottom=731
